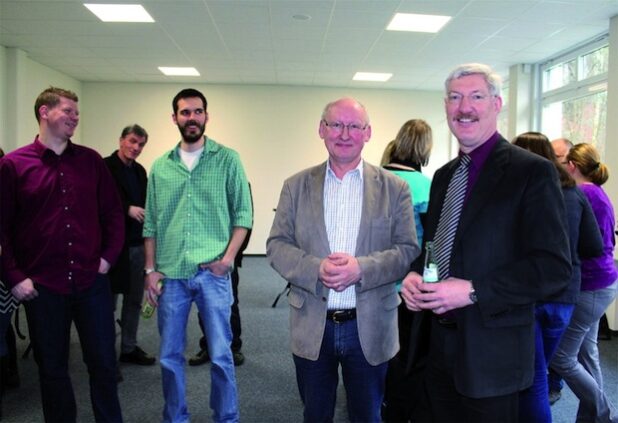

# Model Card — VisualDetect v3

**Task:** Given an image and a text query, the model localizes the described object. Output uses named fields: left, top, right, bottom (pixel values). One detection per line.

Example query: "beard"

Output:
left=177, top=120, right=205, bottom=144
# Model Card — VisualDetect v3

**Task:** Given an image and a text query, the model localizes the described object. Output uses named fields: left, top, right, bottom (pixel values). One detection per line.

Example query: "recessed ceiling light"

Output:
left=158, top=67, right=200, bottom=76
left=353, top=72, right=393, bottom=82
left=84, top=4, right=154, bottom=23
left=387, top=13, right=451, bottom=33
left=292, top=14, right=311, bottom=21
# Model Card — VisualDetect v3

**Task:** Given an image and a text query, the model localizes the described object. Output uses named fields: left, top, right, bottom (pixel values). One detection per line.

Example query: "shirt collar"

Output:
left=34, top=135, right=75, bottom=158
left=168, top=136, right=219, bottom=161
left=461, top=131, right=500, bottom=172
left=326, top=159, right=364, bottom=181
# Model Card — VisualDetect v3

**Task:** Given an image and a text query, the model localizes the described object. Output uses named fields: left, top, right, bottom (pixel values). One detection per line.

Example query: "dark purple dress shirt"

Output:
left=463, top=131, right=501, bottom=200
left=0, top=137, right=124, bottom=294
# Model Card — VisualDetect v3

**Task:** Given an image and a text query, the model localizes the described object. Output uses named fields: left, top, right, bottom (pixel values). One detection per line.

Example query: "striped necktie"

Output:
left=433, top=154, right=471, bottom=280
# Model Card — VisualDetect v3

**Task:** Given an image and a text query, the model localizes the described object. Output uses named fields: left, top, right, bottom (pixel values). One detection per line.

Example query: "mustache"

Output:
left=185, top=120, right=201, bottom=127
left=455, top=113, right=477, bottom=120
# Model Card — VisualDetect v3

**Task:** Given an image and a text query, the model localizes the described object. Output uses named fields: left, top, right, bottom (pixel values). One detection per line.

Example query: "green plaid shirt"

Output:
left=143, top=137, right=253, bottom=279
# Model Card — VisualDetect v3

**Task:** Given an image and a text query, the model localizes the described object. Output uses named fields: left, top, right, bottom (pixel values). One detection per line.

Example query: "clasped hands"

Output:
left=319, top=253, right=361, bottom=292
left=401, top=271, right=474, bottom=315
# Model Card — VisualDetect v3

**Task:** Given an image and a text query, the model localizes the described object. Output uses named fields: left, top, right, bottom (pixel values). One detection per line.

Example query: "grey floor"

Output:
left=2, top=256, right=617, bottom=422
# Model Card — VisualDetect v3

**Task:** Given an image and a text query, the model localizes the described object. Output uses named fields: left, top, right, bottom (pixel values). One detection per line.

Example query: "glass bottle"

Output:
left=141, top=280, right=163, bottom=319
left=423, top=241, right=439, bottom=283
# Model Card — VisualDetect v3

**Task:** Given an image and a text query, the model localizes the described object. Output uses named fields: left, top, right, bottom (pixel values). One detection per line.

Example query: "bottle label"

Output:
left=423, top=265, right=439, bottom=283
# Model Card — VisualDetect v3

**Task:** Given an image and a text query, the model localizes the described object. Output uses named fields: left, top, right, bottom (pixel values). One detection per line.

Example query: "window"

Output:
left=538, top=36, right=609, bottom=156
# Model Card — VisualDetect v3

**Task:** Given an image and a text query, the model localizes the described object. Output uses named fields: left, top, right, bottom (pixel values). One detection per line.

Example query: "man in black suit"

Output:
left=104, top=124, right=155, bottom=366
left=401, top=63, right=571, bottom=422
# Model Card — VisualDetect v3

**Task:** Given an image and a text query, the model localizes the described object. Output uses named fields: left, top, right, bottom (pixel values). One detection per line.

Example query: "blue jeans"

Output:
left=550, top=281, right=618, bottom=423
left=293, top=319, right=388, bottom=423
left=158, top=269, right=238, bottom=423
left=519, top=302, right=574, bottom=423
left=24, top=275, right=122, bottom=423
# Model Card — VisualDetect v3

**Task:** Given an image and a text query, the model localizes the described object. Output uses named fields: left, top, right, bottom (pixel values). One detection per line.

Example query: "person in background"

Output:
left=0, top=147, right=20, bottom=421
left=143, top=88, right=252, bottom=423
left=380, top=140, right=396, bottom=167
left=0, top=87, right=124, bottom=422
left=381, top=119, right=433, bottom=422
left=552, top=138, right=574, bottom=167
left=512, top=132, right=603, bottom=423
left=548, top=136, right=575, bottom=404
left=267, top=97, right=419, bottom=422
left=189, top=185, right=253, bottom=367
left=401, top=63, right=571, bottom=422
left=550, top=143, right=618, bottom=423
left=104, top=124, right=156, bottom=368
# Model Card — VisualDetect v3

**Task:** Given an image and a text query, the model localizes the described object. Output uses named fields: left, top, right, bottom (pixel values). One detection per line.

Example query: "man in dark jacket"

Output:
left=105, top=124, right=155, bottom=366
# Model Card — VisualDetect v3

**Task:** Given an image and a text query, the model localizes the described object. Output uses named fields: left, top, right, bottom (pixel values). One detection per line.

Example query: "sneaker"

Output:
left=188, top=349, right=210, bottom=366
left=549, top=390, right=561, bottom=405
left=233, top=351, right=245, bottom=366
left=119, top=346, right=156, bottom=366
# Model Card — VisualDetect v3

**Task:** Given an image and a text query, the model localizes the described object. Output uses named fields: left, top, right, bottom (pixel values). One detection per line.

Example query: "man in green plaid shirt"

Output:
left=143, top=88, right=252, bottom=423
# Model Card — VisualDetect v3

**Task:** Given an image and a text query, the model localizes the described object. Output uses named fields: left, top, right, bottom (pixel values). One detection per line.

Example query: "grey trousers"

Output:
left=114, top=245, right=145, bottom=354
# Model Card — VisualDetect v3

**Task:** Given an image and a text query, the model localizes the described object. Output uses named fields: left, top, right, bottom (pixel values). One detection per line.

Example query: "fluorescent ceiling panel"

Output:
left=84, top=4, right=154, bottom=23
left=387, top=13, right=451, bottom=33
left=158, top=67, right=200, bottom=76
left=353, top=72, right=393, bottom=82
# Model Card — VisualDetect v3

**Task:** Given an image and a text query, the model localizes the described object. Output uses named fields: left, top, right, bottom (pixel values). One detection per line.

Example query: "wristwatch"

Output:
left=143, top=268, right=156, bottom=276
left=469, top=283, right=478, bottom=304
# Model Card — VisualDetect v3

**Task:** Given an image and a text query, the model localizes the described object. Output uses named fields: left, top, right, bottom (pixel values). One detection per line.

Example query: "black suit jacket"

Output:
left=104, top=151, right=147, bottom=294
left=410, top=137, right=571, bottom=398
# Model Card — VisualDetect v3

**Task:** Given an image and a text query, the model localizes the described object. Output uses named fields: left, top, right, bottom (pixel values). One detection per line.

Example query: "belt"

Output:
left=326, top=309, right=356, bottom=323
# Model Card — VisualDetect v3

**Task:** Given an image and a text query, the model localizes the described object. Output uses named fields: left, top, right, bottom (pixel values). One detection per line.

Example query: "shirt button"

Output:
left=66, top=224, right=71, bottom=228
left=68, top=242, right=72, bottom=246
left=60, top=172, right=64, bottom=176
left=70, top=260, right=74, bottom=264
left=64, top=206, right=68, bottom=210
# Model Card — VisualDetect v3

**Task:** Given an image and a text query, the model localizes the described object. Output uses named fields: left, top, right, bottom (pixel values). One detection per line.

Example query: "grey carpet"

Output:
left=2, top=256, right=617, bottom=422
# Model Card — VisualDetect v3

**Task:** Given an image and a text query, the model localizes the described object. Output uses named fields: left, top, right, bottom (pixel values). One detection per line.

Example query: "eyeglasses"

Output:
left=322, top=120, right=368, bottom=136
left=446, top=93, right=496, bottom=104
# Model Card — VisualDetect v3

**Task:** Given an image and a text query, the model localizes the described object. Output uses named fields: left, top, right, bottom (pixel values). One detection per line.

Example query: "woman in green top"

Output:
left=383, top=119, right=433, bottom=246
left=382, top=119, right=433, bottom=423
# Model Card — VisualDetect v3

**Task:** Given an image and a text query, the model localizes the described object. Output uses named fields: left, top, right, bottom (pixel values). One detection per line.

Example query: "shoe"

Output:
left=233, top=351, right=245, bottom=366
left=549, top=390, right=561, bottom=405
left=188, top=349, right=210, bottom=366
left=119, top=346, right=156, bottom=366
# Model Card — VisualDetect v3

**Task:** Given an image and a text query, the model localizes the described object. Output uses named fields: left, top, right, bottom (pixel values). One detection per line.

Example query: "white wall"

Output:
left=80, top=83, right=449, bottom=254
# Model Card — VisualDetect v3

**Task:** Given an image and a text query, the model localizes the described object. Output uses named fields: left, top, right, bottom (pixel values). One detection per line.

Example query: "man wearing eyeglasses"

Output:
left=552, top=137, right=574, bottom=167
left=267, top=97, right=419, bottom=422
left=401, top=63, right=571, bottom=422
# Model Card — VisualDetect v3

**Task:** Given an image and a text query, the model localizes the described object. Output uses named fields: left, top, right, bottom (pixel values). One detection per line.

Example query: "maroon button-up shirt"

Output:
left=0, top=137, right=124, bottom=294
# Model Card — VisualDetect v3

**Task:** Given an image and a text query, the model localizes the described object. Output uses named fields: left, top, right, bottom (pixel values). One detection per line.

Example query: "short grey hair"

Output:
left=321, top=97, right=370, bottom=124
left=445, top=63, right=502, bottom=97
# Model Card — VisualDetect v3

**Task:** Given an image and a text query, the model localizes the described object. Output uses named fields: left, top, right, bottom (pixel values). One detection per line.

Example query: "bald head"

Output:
left=552, top=138, right=573, bottom=166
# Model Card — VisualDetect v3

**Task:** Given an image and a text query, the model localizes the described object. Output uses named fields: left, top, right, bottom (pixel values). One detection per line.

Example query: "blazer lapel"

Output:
left=355, top=163, right=381, bottom=255
left=307, top=163, right=331, bottom=255
left=457, top=140, right=510, bottom=236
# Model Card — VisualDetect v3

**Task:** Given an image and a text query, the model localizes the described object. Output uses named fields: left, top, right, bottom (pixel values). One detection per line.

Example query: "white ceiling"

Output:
left=1, top=0, right=618, bottom=91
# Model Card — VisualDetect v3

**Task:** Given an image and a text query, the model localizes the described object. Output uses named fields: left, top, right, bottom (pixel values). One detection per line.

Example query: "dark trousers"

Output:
left=198, top=266, right=242, bottom=352
left=425, top=317, right=519, bottom=423
left=24, top=275, right=122, bottom=423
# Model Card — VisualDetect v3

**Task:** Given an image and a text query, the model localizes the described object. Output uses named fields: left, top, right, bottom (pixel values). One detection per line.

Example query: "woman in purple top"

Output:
left=550, top=143, right=618, bottom=423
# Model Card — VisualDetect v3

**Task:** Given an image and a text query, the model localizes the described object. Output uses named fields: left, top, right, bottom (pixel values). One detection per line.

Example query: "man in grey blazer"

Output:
left=267, top=97, right=419, bottom=422
left=401, top=64, right=571, bottom=422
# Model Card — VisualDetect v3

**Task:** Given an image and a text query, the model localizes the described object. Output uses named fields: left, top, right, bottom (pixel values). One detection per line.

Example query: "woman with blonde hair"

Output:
left=550, top=143, right=618, bottom=423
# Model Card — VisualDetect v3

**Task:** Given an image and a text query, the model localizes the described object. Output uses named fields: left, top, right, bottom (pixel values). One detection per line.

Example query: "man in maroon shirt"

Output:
left=0, top=87, right=124, bottom=422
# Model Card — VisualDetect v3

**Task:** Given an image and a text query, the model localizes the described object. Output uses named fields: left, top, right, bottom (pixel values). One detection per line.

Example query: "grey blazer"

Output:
left=266, top=161, right=419, bottom=365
